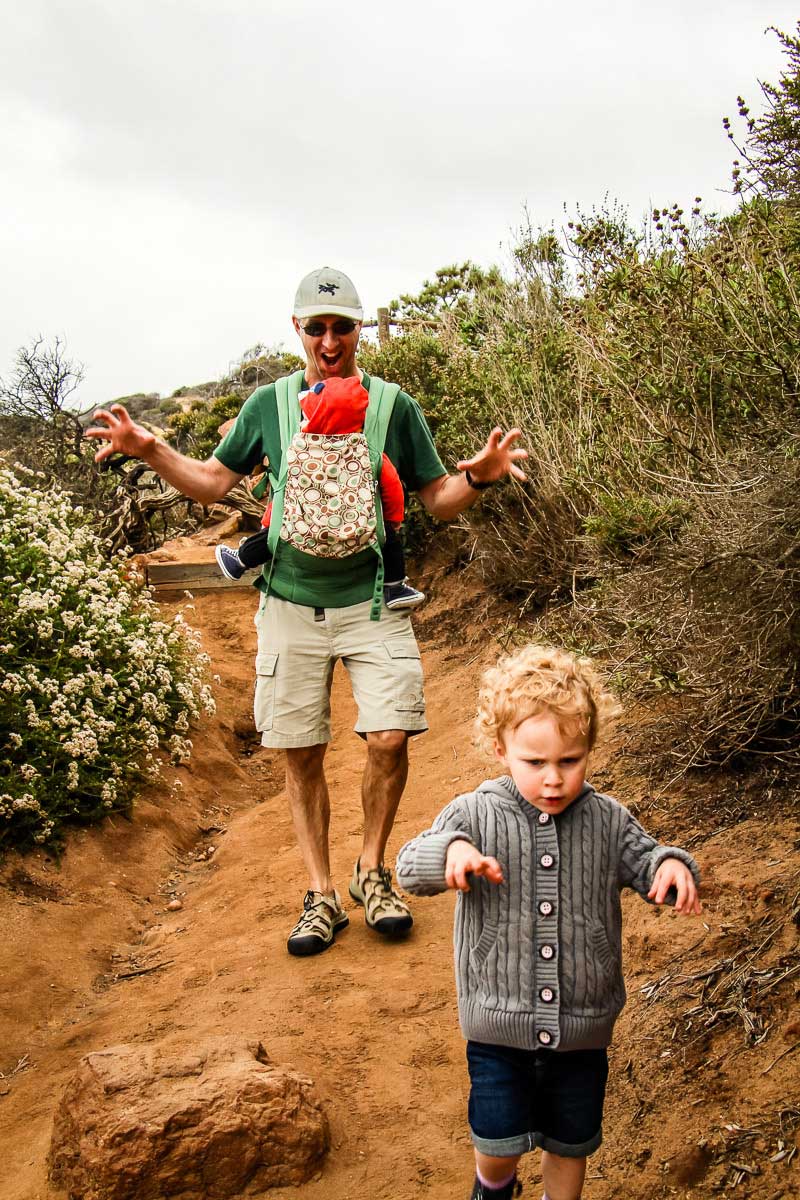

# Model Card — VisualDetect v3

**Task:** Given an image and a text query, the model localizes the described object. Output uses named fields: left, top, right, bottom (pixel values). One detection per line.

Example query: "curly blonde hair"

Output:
left=474, top=644, right=620, bottom=754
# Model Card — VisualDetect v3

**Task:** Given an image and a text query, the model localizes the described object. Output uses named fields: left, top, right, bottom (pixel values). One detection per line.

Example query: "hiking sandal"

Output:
left=287, top=890, right=349, bottom=957
left=349, top=860, right=413, bottom=936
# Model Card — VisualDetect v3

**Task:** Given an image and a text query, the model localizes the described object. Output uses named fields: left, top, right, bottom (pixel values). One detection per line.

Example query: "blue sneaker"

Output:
left=215, top=544, right=246, bottom=580
left=383, top=579, right=426, bottom=611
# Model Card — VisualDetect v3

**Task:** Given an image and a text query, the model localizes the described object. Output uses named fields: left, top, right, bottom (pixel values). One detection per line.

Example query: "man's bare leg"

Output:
left=360, top=729, right=409, bottom=869
left=284, top=744, right=350, bottom=957
left=349, top=730, right=414, bottom=935
left=284, top=744, right=332, bottom=893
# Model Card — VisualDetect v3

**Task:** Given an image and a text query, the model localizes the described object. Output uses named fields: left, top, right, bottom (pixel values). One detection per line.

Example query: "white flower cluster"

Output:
left=0, top=466, right=217, bottom=848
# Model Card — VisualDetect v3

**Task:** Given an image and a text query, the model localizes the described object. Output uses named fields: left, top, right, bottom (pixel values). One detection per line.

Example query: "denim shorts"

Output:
left=466, top=1040, right=608, bottom=1159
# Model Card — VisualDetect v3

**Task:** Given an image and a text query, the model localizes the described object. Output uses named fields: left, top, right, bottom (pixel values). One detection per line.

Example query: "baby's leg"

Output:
left=382, top=523, right=426, bottom=610
left=235, top=527, right=272, bottom=569
left=382, top=522, right=405, bottom=583
left=541, top=1150, right=586, bottom=1200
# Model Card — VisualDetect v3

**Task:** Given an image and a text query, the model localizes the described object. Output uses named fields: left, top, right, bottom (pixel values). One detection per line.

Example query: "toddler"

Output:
left=215, top=376, right=425, bottom=611
left=396, top=644, right=702, bottom=1200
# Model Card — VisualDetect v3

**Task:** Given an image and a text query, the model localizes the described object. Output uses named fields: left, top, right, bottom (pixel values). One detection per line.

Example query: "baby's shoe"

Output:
left=215, top=544, right=246, bottom=580
left=383, top=579, right=426, bottom=611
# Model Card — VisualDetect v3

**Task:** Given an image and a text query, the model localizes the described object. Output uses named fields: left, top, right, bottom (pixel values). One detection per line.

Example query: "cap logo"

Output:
left=318, top=283, right=338, bottom=295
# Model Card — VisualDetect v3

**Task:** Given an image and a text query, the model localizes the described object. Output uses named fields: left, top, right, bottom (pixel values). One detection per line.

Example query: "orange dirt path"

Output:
left=1, top=555, right=797, bottom=1200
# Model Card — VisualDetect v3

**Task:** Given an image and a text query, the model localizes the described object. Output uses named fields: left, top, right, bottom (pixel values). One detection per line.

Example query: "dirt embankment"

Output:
left=1, top=550, right=798, bottom=1200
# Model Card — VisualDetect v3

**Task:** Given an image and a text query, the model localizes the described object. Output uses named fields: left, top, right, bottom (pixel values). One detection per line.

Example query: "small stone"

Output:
left=166, top=899, right=183, bottom=912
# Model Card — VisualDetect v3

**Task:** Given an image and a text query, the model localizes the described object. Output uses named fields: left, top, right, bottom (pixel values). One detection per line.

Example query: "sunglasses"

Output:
left=301, top=318, right=358, bottom=337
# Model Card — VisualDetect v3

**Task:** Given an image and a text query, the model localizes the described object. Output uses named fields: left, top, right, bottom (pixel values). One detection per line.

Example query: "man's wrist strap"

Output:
left=465, top=469, right=494, bottom=491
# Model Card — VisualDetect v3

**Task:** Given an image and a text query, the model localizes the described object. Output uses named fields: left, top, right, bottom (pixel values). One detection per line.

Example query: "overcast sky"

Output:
left=1, top=1, right=796, bottom=408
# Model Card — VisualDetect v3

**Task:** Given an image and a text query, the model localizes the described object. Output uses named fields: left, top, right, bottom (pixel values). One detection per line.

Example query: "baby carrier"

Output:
left=256, top=370, right=400, bottom=620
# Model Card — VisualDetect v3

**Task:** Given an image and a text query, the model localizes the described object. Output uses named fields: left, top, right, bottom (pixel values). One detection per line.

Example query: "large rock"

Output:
left=47, top=1038, right=329, bottom=1199
left=196, top=511, right=243, bottom=543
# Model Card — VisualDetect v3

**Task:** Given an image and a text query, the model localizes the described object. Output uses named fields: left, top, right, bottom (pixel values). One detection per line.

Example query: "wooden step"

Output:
left=146, top=560, right=261, bottom=593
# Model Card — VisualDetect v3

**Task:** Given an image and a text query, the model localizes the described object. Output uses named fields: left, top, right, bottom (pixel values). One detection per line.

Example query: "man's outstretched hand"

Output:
left=84, top=405, right=157, bottom=463
left=457, top=427, right=528, bottom=487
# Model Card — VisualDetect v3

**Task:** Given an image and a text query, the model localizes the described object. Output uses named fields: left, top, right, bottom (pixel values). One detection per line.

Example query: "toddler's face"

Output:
left=495, top=712, right=589, bottom=816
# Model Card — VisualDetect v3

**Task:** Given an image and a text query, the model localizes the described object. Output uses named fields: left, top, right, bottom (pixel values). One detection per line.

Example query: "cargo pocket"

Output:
left=254, top=651, right=278, bottom=732
left=383, top=637, right=425, bottom=713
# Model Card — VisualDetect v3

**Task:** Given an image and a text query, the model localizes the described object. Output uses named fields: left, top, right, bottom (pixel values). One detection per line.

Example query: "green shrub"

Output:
left=580, top=449, right=800, bottom=769
left=168, top=393, right=244, bottom=459
left=582, top=495, right=690, bottom=557
left=725, top=23, right=800, bottom=202
left=361, top=329, right=449, bottom=419
left=0, top=466, right=216, bottom=851
left=361, top=327, right=492, bottom=468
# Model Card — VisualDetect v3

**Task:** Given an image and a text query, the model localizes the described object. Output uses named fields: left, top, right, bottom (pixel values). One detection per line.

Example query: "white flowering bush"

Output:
left=0, top=466, right=216, bottom=849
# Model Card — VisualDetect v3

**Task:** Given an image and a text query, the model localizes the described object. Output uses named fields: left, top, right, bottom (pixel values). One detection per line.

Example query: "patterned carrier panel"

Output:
left=279, top=432, right=378, bottom=558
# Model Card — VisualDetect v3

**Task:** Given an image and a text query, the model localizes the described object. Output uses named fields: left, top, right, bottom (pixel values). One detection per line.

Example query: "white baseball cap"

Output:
left=293, top=266, right=364, bottom=321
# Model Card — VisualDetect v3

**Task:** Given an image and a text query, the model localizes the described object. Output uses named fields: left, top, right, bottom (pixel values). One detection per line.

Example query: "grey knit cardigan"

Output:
left=395, top=776, right=700, bottom=1053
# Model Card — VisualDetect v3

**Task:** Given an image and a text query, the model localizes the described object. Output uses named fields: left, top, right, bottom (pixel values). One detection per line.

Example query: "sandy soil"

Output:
left=1, top=541, right=798, bottom=1200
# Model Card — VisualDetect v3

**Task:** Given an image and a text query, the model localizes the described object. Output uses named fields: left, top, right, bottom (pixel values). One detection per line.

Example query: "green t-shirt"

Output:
left=214, top=371, right=446, bottom=608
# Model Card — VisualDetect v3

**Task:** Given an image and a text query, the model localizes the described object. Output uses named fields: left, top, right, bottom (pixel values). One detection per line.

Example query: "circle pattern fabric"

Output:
left=279, top=432, right=377, bottom=558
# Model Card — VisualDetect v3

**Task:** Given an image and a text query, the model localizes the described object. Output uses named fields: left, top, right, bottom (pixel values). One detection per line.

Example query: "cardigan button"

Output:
left=539, top=987, right=555, bottom=1002
left=538, top=812, right=550, bottom=823
left=537, top=1030, right=553, bottom=1045
left=540, top=853, right=554, bottom=868
left=539, top=900, right=554, bottom=916
left=540, top=944, right=555, bottom=960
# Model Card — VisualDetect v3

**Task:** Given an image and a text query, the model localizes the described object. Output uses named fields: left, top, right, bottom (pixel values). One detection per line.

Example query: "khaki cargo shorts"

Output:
left=253, top=594, right=428, bottom=748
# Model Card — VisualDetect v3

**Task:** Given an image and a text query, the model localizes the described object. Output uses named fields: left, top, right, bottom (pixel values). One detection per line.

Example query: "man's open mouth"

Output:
left=321, top=352, right=342, bottom=368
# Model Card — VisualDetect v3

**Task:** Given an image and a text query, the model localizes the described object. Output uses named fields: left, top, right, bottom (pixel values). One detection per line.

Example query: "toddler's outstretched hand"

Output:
left=648, top=858, right=702, bottom=915
left=445, top=840, right=504, bottom=892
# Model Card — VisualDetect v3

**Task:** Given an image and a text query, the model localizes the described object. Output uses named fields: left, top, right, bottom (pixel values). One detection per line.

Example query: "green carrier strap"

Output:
left=250, top=371, right=303, bottom=504
left=362, top=376, right=401, bottom=619
left=250, top=473, right=269, bottom=502
left=264, top=372, right=400, bottom=620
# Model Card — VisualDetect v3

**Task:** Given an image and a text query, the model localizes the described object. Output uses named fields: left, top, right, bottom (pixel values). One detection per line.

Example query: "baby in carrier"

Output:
left=215, top=375, right=426, bottom=611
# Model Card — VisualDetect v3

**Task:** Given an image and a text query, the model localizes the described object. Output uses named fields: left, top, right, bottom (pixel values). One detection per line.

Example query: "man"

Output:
left=86, top=266, right=528, bottom=958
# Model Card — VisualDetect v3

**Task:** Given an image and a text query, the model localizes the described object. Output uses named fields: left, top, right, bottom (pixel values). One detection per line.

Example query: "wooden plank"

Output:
left=146, top=560, right=261, bottom=592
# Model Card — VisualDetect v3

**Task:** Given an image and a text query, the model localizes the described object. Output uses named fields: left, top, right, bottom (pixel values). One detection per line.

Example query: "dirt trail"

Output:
left=1, top=547, right=798, bottom=1200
